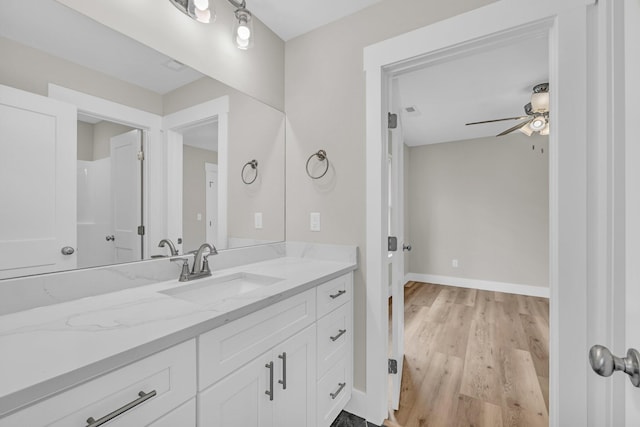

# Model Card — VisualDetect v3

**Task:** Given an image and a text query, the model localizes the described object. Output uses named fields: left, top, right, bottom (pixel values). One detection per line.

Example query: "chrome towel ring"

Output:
left=306, top=150, right=329, bottom=179
left=241, top=159, right=258, bottom=184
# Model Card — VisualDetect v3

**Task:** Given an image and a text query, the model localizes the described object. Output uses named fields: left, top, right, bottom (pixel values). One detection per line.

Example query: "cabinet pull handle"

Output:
left=330, top=382, right=346, bottom=400
left=265, top=362, right=274, bottom=401
left=278, top=352, right=287, bottom=390
left=85, top=390, right=156, bottom=427
left=330, top=329, right=347, bottom=342
left=330, top=289, right=346, bottom=299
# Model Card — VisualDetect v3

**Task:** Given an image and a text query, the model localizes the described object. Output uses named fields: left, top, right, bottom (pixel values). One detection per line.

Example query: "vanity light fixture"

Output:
left=169, top=0, right=254, bottom=50
left=169, top=0, right=214, bottom=23
left=229, top=0, right=254, bottom=49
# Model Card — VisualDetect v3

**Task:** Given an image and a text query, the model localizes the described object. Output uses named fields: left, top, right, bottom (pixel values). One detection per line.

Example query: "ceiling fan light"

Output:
left=531, top=92, right=549, bottom=113
left=529, top=116, right=547, bottom=131
left=519, top=124, right=534, bottom=136
left=540, top=123, right=550, bottom=136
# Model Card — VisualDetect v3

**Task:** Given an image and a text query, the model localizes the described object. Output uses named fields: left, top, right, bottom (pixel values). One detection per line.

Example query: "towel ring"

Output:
left=306, top=150, right=329, bottom=179
left=241, top=159, right=258, bottom=184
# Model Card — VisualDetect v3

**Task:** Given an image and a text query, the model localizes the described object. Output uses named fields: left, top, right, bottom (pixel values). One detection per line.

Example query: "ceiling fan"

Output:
left=466, top=83, right=550, bottom=137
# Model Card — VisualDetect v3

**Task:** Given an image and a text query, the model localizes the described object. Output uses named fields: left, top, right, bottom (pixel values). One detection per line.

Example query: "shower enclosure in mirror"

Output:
left=0, top=0, right=285, bottom=280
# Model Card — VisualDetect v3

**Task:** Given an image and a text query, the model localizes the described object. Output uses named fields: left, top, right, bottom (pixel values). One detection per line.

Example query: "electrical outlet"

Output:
left=254, top=212, right=263, bottom=229
left=452, top=259, right=459, bottom=268
left=310, top=212, right=321, bottom=231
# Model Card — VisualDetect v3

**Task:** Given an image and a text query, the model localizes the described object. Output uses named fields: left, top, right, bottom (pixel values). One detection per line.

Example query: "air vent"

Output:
left=403, top=105, right=420, bottom=116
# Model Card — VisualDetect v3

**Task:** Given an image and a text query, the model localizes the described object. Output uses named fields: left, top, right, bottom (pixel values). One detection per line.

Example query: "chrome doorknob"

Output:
left=403, top=244, right=412, bottom=251
left=589, top=344, right=640, bottom=387
left=60, top=246, right=75, bottom=255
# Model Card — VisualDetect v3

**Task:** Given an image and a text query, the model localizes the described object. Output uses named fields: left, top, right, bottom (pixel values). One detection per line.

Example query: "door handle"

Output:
left=105, top=235, right=115, bottom=242
left=265, top=362, right=274, bottom=400
left=403, top=244, right=412, bottom=251
left=278, top=352, right=287, bottom=390
left=589, top=344, right=640, bottom=387
left=60, top=246, right=75, bottom=255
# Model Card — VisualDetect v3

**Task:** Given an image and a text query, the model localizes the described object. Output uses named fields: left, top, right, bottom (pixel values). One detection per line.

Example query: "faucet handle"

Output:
left=170, top=257, right=191, bottom=282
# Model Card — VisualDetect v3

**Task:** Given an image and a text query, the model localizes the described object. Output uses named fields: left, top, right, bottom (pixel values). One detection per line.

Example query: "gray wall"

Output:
left=182, top=145, right=218, bottom=253
left=406, top=134, right=549, bottom=287
left=0, top=36, right=163, bottom=114
left=76, top=121, right=135, bottom=161
left=77, top=121, right=94, bottom=161
left=284, top=0, right=496, bottom=390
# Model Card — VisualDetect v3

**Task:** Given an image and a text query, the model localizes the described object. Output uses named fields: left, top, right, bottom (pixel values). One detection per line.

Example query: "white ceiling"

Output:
left=181, top=121, right=219, bottom=152
left=248, top=0, right=382, bottom=41
left=396, top=37, right=549, bottom=146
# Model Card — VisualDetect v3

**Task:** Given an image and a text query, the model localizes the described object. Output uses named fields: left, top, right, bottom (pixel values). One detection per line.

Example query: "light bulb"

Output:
left=529, top=116, right=546, bottom=131
left=194, top=7, right=211, bottom=23
left=193, top=0, right=209, bottom=10
left=237, top=24, right=251, bottom=41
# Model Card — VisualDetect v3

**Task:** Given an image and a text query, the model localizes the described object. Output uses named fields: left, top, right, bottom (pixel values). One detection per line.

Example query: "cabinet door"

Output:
left=149, top=398, right=195, bottom=426
left=199, top=352, right=274, bottom=427
left=273, top=325, right=317, bottom=427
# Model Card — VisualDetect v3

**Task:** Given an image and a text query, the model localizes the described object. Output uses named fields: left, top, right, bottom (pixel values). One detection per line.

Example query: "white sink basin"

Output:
left=160, top=272, right=283, bottom=306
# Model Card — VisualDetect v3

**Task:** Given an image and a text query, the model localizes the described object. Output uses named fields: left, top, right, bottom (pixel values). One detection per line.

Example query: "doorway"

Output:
left=76, top=115, right=144, bottom=268
left=362, top=3, right=594, bottom=426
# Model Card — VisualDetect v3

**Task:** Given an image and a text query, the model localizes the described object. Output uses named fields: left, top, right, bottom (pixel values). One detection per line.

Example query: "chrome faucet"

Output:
left=191, top=243, right=218, bottom=277
left=158, top=239, right=179, bottom=256
left=171, top=243, right=218, bottom=282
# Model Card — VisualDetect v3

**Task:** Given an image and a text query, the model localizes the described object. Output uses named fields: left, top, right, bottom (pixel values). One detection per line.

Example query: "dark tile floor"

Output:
left=330, top=410, right=381, bottom=427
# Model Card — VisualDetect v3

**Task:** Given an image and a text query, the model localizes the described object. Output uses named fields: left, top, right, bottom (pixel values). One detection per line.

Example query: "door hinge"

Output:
left=137, top=225, right=145, bottom=236
left=388, top=113, right=398, bottom=129
left=137, top=150, right=145, bottom=161
left=388, top=236, right=398, bottom=252
left=388, top=358, right=398, bottom=374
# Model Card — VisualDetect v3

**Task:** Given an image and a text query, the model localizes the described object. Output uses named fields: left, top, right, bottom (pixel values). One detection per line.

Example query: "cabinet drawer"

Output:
left=1, top=340, right=196, bottom=427
left=317, top=303, right=351, bottom=378
left=316, top=274, right=352, bottom=318
left=199, top=288, right=316, bottom=389
left=317, top=357, right=352, bottom=427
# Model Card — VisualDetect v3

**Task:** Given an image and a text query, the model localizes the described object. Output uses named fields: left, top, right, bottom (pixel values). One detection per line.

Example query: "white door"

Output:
left=388, top=117, right=406, bottom=410
left=273, top=326, right=316, bottom=427
left=0, top=84, right=76, bottom=279
left=110, top=130, right=142, bottom=263
left=205, top=163, right=218, bottom=245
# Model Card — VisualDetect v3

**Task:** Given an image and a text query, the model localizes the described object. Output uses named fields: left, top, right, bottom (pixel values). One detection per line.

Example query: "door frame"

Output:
left=48, top=84, right=163, bottom=258
left=360, top=0, right=602, bottom=425
left=162, top=96, right=230, bottom=249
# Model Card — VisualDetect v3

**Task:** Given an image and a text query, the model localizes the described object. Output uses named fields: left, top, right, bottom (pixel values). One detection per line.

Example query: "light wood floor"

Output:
left=384, top=282, right=549, bottom=427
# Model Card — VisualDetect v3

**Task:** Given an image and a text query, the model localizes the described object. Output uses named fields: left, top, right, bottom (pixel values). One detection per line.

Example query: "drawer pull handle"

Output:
left=265, top=362, right=274, bottom=401
left=330, top=329, right=347, bottom=342
left=330, top=382, right=346, bottom=400
left=85, top=390, right=156, bottom=427
left=330, top=290, right=346, bottom=299
left=278, top=352, right=287, bottom=390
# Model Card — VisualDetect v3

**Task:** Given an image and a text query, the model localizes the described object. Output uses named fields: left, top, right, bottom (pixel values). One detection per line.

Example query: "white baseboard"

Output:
left=404, top=273, right=550, bottom=298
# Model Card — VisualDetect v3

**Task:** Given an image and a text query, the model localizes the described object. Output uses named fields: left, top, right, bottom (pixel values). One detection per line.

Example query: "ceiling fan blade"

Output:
left=465, top=116, right=530, bottom=126
left=497, top=119, right=531, bottom=137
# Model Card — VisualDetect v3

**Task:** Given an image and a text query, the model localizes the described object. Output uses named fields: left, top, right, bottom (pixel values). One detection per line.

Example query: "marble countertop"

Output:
left=0, top=254, right=357, bottom=416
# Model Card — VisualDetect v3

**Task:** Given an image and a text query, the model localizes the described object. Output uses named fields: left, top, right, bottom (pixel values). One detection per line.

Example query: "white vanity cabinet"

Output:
left=0, top=339, right=197, bottom=427
left=198, top=288, right=317, bottom=427
left=198, top=272, right=353, bottom=427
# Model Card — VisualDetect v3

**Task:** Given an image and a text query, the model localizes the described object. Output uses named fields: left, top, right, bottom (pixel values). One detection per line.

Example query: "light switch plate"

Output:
left=254, top=212, right=263, bottom=229
left=310, top=212, right=321, bottom=231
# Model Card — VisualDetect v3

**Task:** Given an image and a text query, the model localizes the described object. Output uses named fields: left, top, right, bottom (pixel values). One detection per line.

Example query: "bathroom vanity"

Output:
left=0, top=243, right=356, bottom=427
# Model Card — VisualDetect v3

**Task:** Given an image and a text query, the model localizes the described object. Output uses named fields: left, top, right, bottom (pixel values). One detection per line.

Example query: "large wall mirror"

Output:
left=0, top=0, right=285, bottom=280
